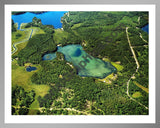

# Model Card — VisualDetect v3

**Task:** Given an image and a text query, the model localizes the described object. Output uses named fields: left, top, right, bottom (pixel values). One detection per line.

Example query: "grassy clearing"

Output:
left=12, top=60, right=50, bottom=114
left=28, top=99, right=39, bottom=115
left=30, top=27, right=45, bottom=37
left=111, top=62, right=123, bottom=71
left=97, top=57, right=123, bottom=84
left=132, top=91, right=142, bottom=98
left=12, top=61, right=40, bottom=88
left=53, top=29, right=68, bottom=44
left=71, top=23, right=82, bottom=36
left=13, top=40, right=28, bottom=56
left=12, top=60, right=50, bottom=94
left=102, top=57, right=124, bottom=71
left=12, top=67, right=34, bottom=87
left=120, top=16, right=138, bottom=27
left=133, top=81, right=149, bottom=93
left=28, top=84, right=50, bottom=115
left=71, top=23, right=82, bottom=29
left=102, top=58, right=110, bottom=62
left=12, top=29, right=30, bottom=44
left=20, top=23, right=45, bottom=36
left=31, top=84, right=50, bottom=97
left=98, top=73, right=117, bottom=85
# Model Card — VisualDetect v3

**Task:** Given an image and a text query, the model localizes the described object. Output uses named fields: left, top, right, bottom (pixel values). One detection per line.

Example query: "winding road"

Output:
left=12, top=105, right=91, bottom=115
left=125, top=27, right=148, bottom=110
left=139, top=33, right=148, bottom=43
left=12, top=28, right=33, bottom=55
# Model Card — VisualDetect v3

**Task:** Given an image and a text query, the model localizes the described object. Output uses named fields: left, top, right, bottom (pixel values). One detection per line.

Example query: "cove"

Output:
left=43, top=45, right=117, bottom=79
left=12, top=11, right=68, bottom=29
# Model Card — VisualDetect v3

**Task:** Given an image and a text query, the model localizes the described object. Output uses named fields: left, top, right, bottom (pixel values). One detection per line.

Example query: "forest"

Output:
left=17, top=34, right=56, bottom=66
left=12, top=11, right=149, bottom=115
left=12, top=86, right=35, bottom=115
left=24, top=17, right=55, bottom=34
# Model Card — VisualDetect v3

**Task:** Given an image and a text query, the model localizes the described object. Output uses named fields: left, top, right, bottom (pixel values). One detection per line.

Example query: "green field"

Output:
left=12, top=30, right=30, bottom=44
left=132, top=92, right=142, bottom=98
left=133, top=81, right=149, bottom=93
left=12, top=60, right=50, bottom=92
left=53, top=29, right=68, bottom=44
left=13, top=41, right=28, bottom=55
left=71, top=23, right=82, bottom=29
left=12, top=60, right=50, bottom=115
left=103, top=57, right=124, bottom=71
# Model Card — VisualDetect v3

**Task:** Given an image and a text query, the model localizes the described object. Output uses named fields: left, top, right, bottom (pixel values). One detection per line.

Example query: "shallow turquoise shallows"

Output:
left=43, top=45, right=117, bottom=79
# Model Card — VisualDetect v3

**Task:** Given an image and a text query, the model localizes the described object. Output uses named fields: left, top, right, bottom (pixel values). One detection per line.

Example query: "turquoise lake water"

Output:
left=12, top=11, right=68, bottom=29
left=43, top=45, right=117, bottom=79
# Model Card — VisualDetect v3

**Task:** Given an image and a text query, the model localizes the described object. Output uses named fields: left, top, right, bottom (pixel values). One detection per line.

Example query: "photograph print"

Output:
left=11, top=11, right=149, bottom=115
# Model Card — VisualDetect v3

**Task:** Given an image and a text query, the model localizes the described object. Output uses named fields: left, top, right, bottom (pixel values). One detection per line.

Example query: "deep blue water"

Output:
left=141, top=24, right=149, bottom=33
left=26, top=66, right=37, bottom=72
left=12, top=11, right=68, bottom=29
left=73, top=48, right=82, bottom=57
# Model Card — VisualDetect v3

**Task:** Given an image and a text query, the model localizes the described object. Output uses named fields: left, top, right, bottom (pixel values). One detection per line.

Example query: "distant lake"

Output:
left=26, top=66, right=37, bottom=72
left=43, top=45, right=117, bottom=79
left=141, top=24, right=149, bottom=34
left=12, top=11, right=68, bottom=29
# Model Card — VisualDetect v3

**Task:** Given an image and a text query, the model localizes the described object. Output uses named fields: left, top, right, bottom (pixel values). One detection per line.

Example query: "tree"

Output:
left=12, top=19, right=17, bottom=32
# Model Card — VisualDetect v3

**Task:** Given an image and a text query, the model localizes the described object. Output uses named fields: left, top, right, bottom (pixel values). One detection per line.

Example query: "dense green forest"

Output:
left=17, top=34, right=56, bottom=66
left=12, top=19, right=17, bottom=32
left=12, top=86, right=36, bottom=115
left=12, top=11, right=149, bottom=115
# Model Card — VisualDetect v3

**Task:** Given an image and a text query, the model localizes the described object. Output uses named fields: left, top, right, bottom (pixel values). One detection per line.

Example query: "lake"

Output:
left=12, top=11, right=68, bottom=29
left=141, top=24, right=149, bottom=33
left=13, top=11, right=117, bottom=78
left=26, top=66, right=37, bottom=72
left=43, top=45, right=117, bottom=79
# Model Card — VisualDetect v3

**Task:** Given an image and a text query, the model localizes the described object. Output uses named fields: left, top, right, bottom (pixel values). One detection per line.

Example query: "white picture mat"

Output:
left=5, top=4, right=156, bottom=123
